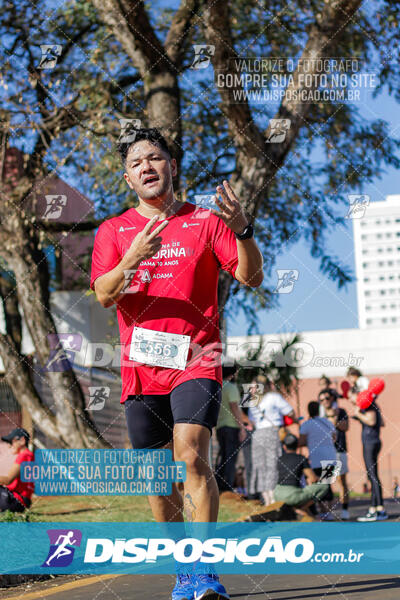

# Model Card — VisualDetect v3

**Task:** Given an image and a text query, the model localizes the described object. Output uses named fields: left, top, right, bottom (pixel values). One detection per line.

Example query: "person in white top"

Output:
left=299, top=401, right=337, bottom=520
left=248, top=379, right=296, bottom=506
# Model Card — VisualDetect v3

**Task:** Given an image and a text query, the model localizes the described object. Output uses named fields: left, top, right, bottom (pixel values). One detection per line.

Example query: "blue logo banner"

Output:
left=1, top=522, right=400, bottom=574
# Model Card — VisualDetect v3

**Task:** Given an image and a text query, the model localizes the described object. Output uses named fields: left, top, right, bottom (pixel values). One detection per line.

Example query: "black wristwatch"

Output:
left=235, top=223, right=254, bottom=240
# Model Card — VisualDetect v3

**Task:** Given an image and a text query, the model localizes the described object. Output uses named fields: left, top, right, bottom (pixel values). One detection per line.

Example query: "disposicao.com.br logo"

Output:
left=82, top=536, right=363, bottom=565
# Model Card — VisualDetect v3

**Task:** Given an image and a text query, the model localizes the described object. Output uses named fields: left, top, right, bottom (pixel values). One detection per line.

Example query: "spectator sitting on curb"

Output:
left=0, top=428, right=34, bottom=513
left=274, top=433, right=329, bottom=518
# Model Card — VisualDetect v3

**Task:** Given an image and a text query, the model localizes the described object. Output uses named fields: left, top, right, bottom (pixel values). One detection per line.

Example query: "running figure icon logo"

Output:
left=273, top=269, right=299, bottom=294
left=319, top=460, right=342, bottom=484
left=43, top=195, right=67, bottom=220
left=266, top=119, right=291, bottom=143
left=118, top=118, right=142, bottom=143
left=44, top=334, right=82, bottom=372
left=346, top=194, right=370, bottom=219
left=86, top=386, right=110, bottom=411
left=190, top=45, right=215, bottom=69
left=38, top=45, right=62, bottom=69
left=42, top=529, right=82, bottom=567
left=240, top=383, right=264, bottom=408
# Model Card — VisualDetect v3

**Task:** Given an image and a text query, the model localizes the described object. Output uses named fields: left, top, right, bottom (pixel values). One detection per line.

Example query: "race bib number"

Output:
left=129, top=327, right=191, bottom=370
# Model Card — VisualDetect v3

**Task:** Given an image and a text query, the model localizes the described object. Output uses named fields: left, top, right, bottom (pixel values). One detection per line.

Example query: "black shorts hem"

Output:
left=173, top=418, right=213, bottom=435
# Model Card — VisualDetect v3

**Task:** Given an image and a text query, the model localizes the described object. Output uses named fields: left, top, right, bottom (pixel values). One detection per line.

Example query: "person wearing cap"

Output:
left=0, top=428, right=34, bottom=512
left=274, top=433, right=328, bottom=516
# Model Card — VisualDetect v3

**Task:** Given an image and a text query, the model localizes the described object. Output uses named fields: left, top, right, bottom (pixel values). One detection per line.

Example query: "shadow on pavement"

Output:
left=230, top=576, right=400, bottom=598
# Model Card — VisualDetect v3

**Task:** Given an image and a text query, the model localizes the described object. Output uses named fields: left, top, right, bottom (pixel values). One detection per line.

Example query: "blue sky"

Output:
left=228, top=91, right=400, bottom=336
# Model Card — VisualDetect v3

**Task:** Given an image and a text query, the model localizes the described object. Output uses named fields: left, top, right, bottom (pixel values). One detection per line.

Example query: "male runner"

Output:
left=91, top=128, right=263, bottom=600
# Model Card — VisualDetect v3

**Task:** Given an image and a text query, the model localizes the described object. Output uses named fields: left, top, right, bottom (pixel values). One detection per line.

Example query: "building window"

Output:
left=392, top=317, right=397, bottom=323
left=382, top=318, right=387, bottom=324
left=365, top=291, right=371, bottom=297
left=364, top=277, right=370, bottom=282
left=379, top=276, right=384, bottom=281
left=388, top=261, right=394, bottom=266
left=367, top=319, right=372, bottom=324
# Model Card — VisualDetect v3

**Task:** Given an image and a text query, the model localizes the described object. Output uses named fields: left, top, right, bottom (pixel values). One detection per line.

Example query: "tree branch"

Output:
left=265, top=0, right=365, bottom=176
left=202, top=0, right=265, bottom=157
left=92, top=0, right=170, bottom=77
left=165, top=0, right=200, bottom=67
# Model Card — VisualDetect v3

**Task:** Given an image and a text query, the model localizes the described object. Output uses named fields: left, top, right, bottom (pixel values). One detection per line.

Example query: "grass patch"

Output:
left=26, top=493, right=259, bottom=522
left=10, top=491, right=373, bottom=523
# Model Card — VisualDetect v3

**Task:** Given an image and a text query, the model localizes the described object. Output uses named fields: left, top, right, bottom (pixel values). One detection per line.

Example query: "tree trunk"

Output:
left=0, top=194, right=109, bottom=448
left=0, top=273, right=22, bottom=354
left=0, top=332, right=61, bottom=444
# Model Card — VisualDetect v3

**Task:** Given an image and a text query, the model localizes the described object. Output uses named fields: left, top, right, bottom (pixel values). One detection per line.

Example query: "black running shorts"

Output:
left=124, top=378, right=222, bottom=449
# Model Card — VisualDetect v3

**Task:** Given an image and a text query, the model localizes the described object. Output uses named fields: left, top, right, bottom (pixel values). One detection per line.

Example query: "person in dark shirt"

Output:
left=274, top=433, right=328, bottom=515
left=319, top=389, right=350, bottom=520
left=350, top=399, right=388, bottom=521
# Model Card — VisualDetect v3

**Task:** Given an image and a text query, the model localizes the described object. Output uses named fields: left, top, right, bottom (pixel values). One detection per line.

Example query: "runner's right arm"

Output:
left=94, top=216, right=168, bottom=308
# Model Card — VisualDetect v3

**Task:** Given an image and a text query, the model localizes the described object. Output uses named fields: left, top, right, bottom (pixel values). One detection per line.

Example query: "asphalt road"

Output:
left=1, top=573, right=400, bottom=600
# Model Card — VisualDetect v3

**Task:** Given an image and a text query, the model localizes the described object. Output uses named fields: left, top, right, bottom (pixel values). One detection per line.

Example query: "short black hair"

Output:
left=116, top=127, right=171, bottom=166
left=318, top=388, right=335, bottom=401
left=283, top=433, right=298, bottom=450
left=319, top=374, right=331, bottom=385
left=222, top=364, right=237, bottom=379
left=308, top=401, right=320, bottom=418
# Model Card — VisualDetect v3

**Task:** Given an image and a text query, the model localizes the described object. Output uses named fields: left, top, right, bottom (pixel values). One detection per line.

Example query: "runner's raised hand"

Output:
left=122, top=215, right=168, bottom=268
left=210, top=180, right=248, bottom=234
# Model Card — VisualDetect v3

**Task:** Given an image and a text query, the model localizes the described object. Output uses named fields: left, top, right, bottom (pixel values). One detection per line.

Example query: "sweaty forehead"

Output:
left=126, top=140, right=165, bottom=161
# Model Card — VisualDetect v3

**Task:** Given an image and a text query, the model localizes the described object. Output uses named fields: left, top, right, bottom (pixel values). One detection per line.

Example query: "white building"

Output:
left=353, top=194, right=400, bottom=328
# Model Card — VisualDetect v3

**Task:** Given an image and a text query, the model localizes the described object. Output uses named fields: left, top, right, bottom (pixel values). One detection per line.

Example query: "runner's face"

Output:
left=123, top=140, right=177, bottom=201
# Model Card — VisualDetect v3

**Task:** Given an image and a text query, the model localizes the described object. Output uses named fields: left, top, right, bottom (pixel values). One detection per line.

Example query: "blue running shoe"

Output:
left=172, top=574, right=195, bottom=600
left=193, top=574, right=230, bottom=599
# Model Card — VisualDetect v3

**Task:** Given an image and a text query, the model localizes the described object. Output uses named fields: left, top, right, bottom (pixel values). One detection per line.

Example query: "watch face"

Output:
left=236, top=224, right=253, bottom=239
